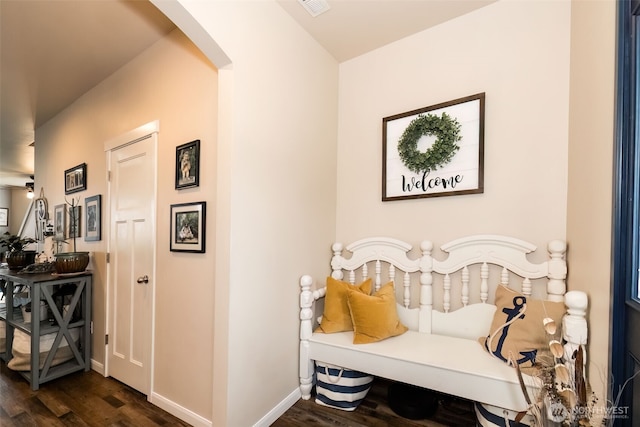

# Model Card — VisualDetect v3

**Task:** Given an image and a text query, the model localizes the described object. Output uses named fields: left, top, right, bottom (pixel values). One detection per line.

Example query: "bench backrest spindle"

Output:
left=546, top=239, right=568, bottom=302
left=443, top=274, right=451, bottom=313
left=461, top=266, right=469, bottom=307
left=522, top=277, right=532, bottom=297
left=481, top=263, right=490, bottom=303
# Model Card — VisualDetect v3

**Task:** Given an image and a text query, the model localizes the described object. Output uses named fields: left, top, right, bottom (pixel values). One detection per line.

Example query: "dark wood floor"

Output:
left=274, top=378, right=478, bottom=427
left=2, top=360, right=478, bottom=427
left=0, top=361, right=191, bottom=426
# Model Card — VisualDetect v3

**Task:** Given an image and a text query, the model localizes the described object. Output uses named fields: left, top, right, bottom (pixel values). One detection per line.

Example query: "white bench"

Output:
left=299, top=235, right=588, bottom=424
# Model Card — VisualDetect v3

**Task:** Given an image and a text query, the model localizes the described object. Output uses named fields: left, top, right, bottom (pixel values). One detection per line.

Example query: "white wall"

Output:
left=337, top=0, right=570, bottom=252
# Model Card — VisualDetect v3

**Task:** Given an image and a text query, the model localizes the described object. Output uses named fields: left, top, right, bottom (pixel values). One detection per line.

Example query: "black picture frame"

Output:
left=64, top=163, right=87, bottom=194
left=170, top=201, right=206, bottom=253
left=382, top=93, right=485, bottom=201
left=175, top=140, right=200, bottom=189
left=85, top=195, right=101, bottom=242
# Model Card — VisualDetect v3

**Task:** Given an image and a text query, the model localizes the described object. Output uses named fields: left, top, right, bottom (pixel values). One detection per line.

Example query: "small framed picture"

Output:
left=170, top=201, right=206, bottom=253
left=85, top=195, right=101, bottom=242
left=0, top=207, right=8, bottom=227
left=65, top=163, right=87, bottom=194
left=175, top=140, right=200, bottom=189
left=69, top=205, right=81, bottom=238
left=54, top=204, right=66, bottom=240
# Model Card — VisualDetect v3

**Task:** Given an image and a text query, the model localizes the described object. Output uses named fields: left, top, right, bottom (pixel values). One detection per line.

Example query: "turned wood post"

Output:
left=547, top=240, right=567, bottom=302
left=330, top=243, right=344, bottom=280
left=563, top=289, right=589, bottom=415
left=299, top=275, right=314, bottom=399
left=419, top=240, right=433, bottom=333
left=563, top=290, right=588, bottom=361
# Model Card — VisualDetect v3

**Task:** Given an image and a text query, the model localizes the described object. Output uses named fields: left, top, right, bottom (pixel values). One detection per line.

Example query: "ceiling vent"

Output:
left=298, top=0, right=330, bottom=17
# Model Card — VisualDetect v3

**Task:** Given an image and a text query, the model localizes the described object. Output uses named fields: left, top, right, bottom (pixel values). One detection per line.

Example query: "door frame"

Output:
left=103, top=120, right=159, bottom=396
left=611, top=0, right=640, bottom=420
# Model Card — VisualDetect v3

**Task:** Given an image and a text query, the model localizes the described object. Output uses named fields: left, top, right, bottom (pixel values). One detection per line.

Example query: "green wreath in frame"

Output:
left=397, top=112, right=462, bottom=174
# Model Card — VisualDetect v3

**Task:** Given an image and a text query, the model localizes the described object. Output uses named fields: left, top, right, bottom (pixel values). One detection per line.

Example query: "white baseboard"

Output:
left=150, top=391, right=212, bottom=427
left=253, top=387, right=301, bottom=427
left=91, top=359, right=105, bottom=375
left=90, top=359, right=210, bottom=427
left=90, top=363, right=300, bottom=427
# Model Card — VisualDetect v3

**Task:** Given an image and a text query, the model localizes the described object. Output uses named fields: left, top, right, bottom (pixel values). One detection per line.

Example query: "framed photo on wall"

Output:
left=170, top=201, right=206, bottom=253
left=54, top=204, right=66, bottom=240
left=85, top=195, right=101, bottom=241
left=0, top=207, right=8, bottom=227
left=382, top=93, right=485, bottom=201
left=175, top=140, right=200, bottom=189
left=64, top=163, right=87, bottom=194
left=69, top=205, right=81, bottom=238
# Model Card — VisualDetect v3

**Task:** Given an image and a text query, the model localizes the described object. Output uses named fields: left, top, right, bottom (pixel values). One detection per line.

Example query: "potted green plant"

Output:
left=53, top=197, right=89, bottom=274
left=0, top=232, right=37, bottom=271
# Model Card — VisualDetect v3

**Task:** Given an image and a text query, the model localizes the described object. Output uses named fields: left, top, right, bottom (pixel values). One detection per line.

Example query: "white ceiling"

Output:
left=0, top=0, right=495, bottom=188
left=277, top=0, right=495, bottom=63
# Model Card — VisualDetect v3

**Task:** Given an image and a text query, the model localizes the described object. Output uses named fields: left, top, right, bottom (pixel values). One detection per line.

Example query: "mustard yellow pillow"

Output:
left=317, top=277, right=372, bottom=333
left=479, top=285, right=565, bottom=368
left=347, top=282, right=408, bottom=344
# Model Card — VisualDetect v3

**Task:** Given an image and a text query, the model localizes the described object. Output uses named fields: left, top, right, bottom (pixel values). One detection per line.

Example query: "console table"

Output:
left=0, top=268, right=92, bottom=390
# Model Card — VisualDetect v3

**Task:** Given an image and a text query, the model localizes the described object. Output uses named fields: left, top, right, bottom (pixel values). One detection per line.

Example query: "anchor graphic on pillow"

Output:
left=488, top=296, right=537, bottom=365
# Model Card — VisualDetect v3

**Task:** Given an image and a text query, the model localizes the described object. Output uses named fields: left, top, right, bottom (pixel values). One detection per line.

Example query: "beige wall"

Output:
left=337, top=0, right=616, bottom=410
left=153, top=1, right=340, bottom=426
left=567, top=0, right=616, bottom=408
left=337, top=1, right=570, bottom=253
left=34, top=30, right=218, bottom=420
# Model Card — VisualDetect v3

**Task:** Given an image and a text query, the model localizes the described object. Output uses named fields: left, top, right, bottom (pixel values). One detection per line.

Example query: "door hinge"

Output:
left=90, top=321, right=94, bottom=334
left=105, top=334, right=109, bottom=345
left=106, top=253, right=110, bottom=263
left=107, top=170, right=111, bottom=181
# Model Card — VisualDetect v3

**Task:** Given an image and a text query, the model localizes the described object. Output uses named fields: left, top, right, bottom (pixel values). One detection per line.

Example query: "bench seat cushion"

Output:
left=309, top=330, right=539, bottom=412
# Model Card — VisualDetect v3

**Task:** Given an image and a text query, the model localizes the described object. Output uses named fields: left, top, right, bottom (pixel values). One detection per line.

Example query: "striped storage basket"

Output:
left=315, top=362, right=373, bottom=411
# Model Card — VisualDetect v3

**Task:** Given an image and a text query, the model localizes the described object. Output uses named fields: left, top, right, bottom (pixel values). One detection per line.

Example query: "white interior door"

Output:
left=106, top=130, right=157, bottom=395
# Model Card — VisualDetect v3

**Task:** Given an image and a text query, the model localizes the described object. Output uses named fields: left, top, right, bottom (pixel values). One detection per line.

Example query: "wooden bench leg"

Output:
left=299, top=341, right=313, bottom=400
left=300, top=375, right=313, bottom=400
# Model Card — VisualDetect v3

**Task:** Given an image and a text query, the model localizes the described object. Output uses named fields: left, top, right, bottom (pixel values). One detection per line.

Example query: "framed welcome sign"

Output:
left=382, top=93, right=485, bottom=201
